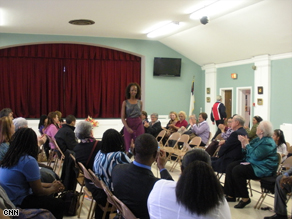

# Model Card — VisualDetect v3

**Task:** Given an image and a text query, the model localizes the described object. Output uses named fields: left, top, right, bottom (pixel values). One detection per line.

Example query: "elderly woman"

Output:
left=244, top=115, right=263, bottom=141
left=189, top=113, right=210, bottom=146
left=144, top=113, right=163, bottom=138
left=169, top=111, right=188, bottom=131
left=224, top=121, right=278, bottom=208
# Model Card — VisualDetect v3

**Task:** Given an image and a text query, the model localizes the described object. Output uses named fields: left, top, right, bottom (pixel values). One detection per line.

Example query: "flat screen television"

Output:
left=153, top=57, right=181, bottom=77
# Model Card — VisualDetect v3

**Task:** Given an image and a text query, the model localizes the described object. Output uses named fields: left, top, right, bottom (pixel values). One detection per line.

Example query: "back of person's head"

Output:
left=55, top=111, right=62, bottom=120
left=38, top=114, right=47, bottom=129
left=46, top=111, right=57, bottom=127
left=0, top=128, right=38, bottom=168
left=254, top=115, right=263, bottom=123
left=101, top=129, right=124, bottom=153
left=0, top=108, right=12, bottom=118
left=13, top=117, right=28, bottom=131
left=75, top=121, right=92, bottom=140
left=216, top=95, right=222, bottom=101
left=233, top=115, right=245, bottom=126
left=0, top=116, right=14, bottom=143
left=134, top=133, right=158, bottom=162
left=66, top=115, right=76, bottom=125
left=181, top=149, right=211, bottom=172
left=258, top=121, right=273, bottom=137
left=176, top=153, right=224, bottom=215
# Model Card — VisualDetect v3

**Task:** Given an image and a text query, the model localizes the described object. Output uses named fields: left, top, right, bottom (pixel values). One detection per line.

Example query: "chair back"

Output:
left=164, top=132, right=181, bottom=147
left=207, top=132, right=212, bottom=145
left=87, top=169, right=103, bottom=189
left=112, top=195, right=137, bottom=219
left=176, top=134, right=190, bottom=150
left=281, top=156, right=292, bottom=170
left=189, top=137, right=202, bottom=148
left=277, top=153, right=282, bottom=174
left=78, top=162, right=92, bottom=181
left=156, top=130, right=166, bottom=146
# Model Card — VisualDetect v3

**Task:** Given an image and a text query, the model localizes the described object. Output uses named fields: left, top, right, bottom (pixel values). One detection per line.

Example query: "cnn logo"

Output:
left=3, top=209, right=19, bottom=217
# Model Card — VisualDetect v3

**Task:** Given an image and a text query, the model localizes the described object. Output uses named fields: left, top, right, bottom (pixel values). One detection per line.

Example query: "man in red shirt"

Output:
left=211, top=95, right=227, bottom=139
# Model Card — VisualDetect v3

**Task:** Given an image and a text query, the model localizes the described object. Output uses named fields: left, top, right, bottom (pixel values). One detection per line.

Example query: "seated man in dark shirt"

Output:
left=112, top=133, right=173, bottom=219
left=55, top=115, right=78, bottom=153
left=143, top=113, right=162, bottom=138
left=211, top=115, right=247, bottom=173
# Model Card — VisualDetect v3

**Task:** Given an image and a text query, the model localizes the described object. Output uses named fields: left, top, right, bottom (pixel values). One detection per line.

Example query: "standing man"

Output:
left=211, top=95, right=227, bottom=139
left=55, top=115, right=77, bottom=153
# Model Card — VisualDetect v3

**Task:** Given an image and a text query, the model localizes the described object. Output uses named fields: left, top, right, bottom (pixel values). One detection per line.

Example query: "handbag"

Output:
left=57, top=190, right=80, bottom=216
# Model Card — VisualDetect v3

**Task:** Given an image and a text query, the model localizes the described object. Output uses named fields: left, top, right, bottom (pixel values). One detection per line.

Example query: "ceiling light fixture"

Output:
left=69, top=19, right=95, bottom=25
left=190, top=0, right=219, bottom=20
left=147, top=21, right=180, bottom=38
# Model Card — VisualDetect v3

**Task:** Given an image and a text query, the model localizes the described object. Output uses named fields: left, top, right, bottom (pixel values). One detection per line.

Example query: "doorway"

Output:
left=237, top=87, right=252, bottom=127
left=220, top=88, right=233, bottom=124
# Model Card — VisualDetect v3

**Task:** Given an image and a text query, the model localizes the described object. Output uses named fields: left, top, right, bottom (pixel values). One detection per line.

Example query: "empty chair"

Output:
left=160, top=132, right=181, bottom=152
left=156, top=130, right=166, bottom=147
left=189, top=137, right=202, bottom=148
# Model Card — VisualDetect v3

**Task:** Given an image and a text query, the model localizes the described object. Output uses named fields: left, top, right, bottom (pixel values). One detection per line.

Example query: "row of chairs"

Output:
left=156, top=130, right=203, bottom=172
left=70, top=154, right=137, bottom=219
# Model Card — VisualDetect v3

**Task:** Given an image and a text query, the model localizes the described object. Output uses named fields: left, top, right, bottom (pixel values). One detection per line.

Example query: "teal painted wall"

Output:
left=0, top=33, right=204, bottom=117
left=271, top=58, right=292, bottom=128
left=217, top=64, right=254, bottom=114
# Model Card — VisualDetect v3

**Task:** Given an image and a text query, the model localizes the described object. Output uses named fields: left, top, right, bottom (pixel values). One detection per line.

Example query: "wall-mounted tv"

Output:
left=153, top=57, right=181, bottom=77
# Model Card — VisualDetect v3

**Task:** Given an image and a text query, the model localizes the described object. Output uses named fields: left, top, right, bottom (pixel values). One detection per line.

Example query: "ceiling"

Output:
left=0, top=0, right=291, bottom=66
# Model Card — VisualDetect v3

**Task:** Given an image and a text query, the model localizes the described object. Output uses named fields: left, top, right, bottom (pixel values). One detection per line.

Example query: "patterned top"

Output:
left=0, top=142, right=9, bottom=162
left=125, top=99, right=141, bottom=118
left=93, top=151, right=131, bottom=190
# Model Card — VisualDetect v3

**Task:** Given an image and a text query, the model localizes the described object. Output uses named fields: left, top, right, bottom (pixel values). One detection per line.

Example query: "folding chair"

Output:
left=160, top=132, right=181, bottom=152
left=189, top=137, right=202, bottom=148
left=156, top=130, right=166, bottom=147
left=70, top=154, right=85, bottom=196
left=51, top=138, right=65, bottom=177
left=112, top=195, right=137, bottom=219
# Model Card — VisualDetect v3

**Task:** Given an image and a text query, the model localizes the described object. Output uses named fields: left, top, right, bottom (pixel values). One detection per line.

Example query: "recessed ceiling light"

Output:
left=69, top=19, right=95, bottom=25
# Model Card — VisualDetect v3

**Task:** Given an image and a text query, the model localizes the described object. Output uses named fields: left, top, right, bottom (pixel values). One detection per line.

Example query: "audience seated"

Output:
left=0, top=117, right=15, bottom=162
left=38, top=115, right=50, bottom=158
left=148, top=149, right=231, bottom=219
left=0, top=128, right=65, bottom=219
left=206, top=117, right=233, bottom=156
left=55, top=115, right=78, bottom=153
left=168, top=111, right=188, bottom=132
left=55, top=110, right=64, bottom=128
left=224, top=121, right=278, bottom=209
left=188, top=113, right=210, bottom=146
left=112, top=133, right=173, bottom=219
left=244, top=115, right=263, bottom=141
left=144, top=113, right=163, bottom=138
left=264, top=165, right=292, bottom=219
left=74, top=121, right=103, bottom=219
left=273, top=129, right=287, bottom=162
left=0, top=108, right=13, bottom=119
left=211, top=115, right=247, bottom=173
left=13, top=117, right=28, bottom=130
left=43, top=112, right=60, bottom=150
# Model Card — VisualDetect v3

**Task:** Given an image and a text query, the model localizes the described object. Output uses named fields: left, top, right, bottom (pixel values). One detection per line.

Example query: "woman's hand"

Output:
left=126, top=127, right=133, bottom=134
left=52, top=180, right=65, bottom=193
left=238, top=135, right=249, bottom=148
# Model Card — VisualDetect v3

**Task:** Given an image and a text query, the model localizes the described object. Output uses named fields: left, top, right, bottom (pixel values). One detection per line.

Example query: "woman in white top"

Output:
left=148, top=149, right=231, bottom=219
left=273, top=129, right=287, bottom=161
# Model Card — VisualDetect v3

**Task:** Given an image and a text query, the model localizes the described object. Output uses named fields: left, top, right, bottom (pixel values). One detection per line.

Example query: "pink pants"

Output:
left=124, top=117, right=144, bottom=152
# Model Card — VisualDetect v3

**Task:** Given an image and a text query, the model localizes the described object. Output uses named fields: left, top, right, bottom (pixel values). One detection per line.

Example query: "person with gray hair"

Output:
left=211, top=115, right=247, bottom=174
left=13, top=117, right=28, bottom=131
left=144, top=113, right=162, bottom=138
left=210, top=95, right=227, bottom=140
left=148, top=149, right=231, bottom=219
left=73, top=121, right=101, bottom=170
left=224, top=120, right=278, bottom=209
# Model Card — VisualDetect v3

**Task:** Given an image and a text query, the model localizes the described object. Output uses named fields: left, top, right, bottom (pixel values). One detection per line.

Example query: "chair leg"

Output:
left=78, top=192, right=85, bottom=218
left=101, top=201, right=109, bottom=219
left=87, top=199, right=95, bottom=219
left=248, top=180, right=253, bottom=197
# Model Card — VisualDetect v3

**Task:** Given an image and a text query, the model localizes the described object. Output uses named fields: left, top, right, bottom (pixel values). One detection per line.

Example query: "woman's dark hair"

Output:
left=199, top=112, right=208, bottom=120
left=100, top=129, right=125, bottom=153
left=45, top=111, right=57, bottom=128
left=0, top=128, right=38, bottom=168
left=254, top=115, right=263, bottom=123
left=176, top=160, right=224, bottom=216
left=38, top=114, right=47, bottom=129
left=274, top=129, right=286, bottom=146
left=141, top=111, right=148, bottom=118
left=125, top=82, right=141, bottom=99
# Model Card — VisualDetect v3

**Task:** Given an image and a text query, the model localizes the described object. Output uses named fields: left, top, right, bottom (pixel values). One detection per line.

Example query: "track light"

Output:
left=147, top=21, right=180, bottom=38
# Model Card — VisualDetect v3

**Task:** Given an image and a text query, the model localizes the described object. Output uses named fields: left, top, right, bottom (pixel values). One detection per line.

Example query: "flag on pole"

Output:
left=189, top=79, right=195, bottom=116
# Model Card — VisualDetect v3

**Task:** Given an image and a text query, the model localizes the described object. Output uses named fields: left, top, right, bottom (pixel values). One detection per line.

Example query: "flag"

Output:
left=189, top=79, right=195, bottom=116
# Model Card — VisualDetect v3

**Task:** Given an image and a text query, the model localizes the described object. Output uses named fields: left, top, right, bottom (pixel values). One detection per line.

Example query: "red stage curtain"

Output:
left=0, top=44, right=141, bottom=118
